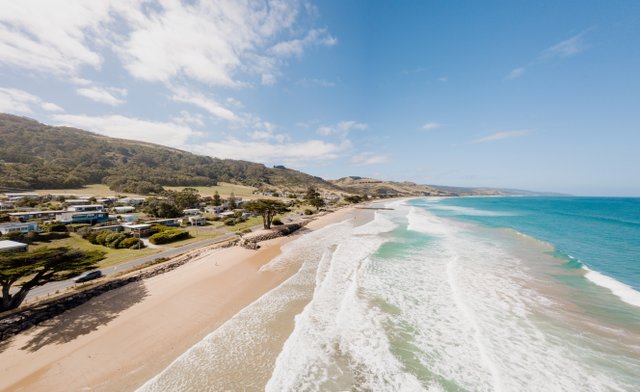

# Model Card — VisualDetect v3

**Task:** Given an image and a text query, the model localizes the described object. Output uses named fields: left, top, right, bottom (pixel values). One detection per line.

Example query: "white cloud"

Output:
left=505, top=67, right=525, bottom=80
left=474, top=130, right=530, bottom=143
left=422, top=122, right=441, bottom=130
left=193, top=138, right=351, bottom=164
left=542, top=33, right=587, bottom=59
left=0, top=1, right=334, bottom=89
left=41, top=102, right=64, bottom=112
left=172, top=110, right=204, bottom=127
left=351, top=152, right=389, bottom=165
left=0, top=87, right=63, bottom=114
left=76, top=86, right=127, bottom=106
left=317, top=120, right=368, bottom=137
left=171, top=87, right=237, bottom=121
left=52, top=113, right=194, bottom=147
left=270, top=28, right=336, bottom=57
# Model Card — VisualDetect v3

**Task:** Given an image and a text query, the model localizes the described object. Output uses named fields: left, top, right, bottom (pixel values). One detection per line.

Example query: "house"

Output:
left=64, top=199, right=92, bottom=206
left=114, top=206, right=136, bottom=213
left=218, top=211, right=236, bottom=219
left=4, top=192, right=39, bottom=202
left=67, top=204, right=104, bottom=212
left=182, top=208, right=201, bottom=215
left=118, top=197, right=146, bottom=206
left=0, top=240, right=28, bottom=252
left=0, top=201, right=13, bottom=210
left=188, top=215, right=207, bottom=226
left=8, top=210, right=65, bottom=222
left=56, top=211, right=109, bottom=225
left=205, top=205, right=225, bottom=214
left=0, top=222, right=39, bottom=235
left=112, top=214, right=139, bottom=223
left=89, top=224, right=123, bottom=233
left=146, top=218, right=181, bottom=227
left=122, top=223, right=153, bottom=237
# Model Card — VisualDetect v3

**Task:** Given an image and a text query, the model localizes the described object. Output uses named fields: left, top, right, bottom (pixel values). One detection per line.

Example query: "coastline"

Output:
left=0, top=207, right=359, bottom=392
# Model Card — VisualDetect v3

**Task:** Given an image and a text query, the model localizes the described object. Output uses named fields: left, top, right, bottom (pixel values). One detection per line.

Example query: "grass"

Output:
left=31, top=233, right=161, bottom=268
left=165, top=182, right=257, bottom=198
left=161, top=227, right=226, bottom=247
left=34, top=184, right=145, bottom=198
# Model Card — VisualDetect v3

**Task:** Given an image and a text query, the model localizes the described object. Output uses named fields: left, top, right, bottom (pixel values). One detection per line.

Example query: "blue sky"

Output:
left=1, top=1, right=639, bottom=195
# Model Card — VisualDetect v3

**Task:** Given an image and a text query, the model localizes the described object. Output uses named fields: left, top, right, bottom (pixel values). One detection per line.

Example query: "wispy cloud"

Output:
left=171, top=87, right=237, bottom=122
left=505, top=67, right=525, bottom=80
left=76, top=86, right=127, bottom=106
left=422, top=122, right=442, bottom=130
left=0, top=87, right=63, bottom=114
left=316, top=120, right=367, bottom=137
left=541, top=33, right=588, bottom=59
left=474, top=130, right=530, bottom=143
left=351, top=152, right=389, bottom=165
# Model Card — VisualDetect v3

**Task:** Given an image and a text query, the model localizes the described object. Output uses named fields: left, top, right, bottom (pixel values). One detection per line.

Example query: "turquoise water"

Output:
left=141, top=198, right=640, bottom=391
left=413, top=197, right=640, bottom=293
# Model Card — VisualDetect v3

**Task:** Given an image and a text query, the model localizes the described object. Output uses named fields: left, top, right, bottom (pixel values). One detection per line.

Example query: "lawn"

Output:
left=34, top=184, right=145, bottom=198
left=161, top=226, right=226, bottom=247
left=31, top=233, right=161, bottom=268
left=165, top=182, right=257, bottom=198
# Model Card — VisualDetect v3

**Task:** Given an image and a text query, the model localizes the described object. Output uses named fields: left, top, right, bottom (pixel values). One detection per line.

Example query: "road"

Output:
left=24, top=231, right=243, bottom=302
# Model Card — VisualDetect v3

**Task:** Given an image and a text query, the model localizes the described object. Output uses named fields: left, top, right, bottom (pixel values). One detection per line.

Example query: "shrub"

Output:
left=304, top=209, right=314, bottom=215
left=120, top=237, right=144, bottom=249
left=149, top=229, right=191, bottom=245
left=241, top=228, right=252, bottom=234
left=46, top=223, right=68, bottom=233
left=271, top=217, right=283, bottom=226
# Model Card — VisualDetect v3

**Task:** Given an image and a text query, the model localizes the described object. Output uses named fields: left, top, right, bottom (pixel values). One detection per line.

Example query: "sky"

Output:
left=1, top=0, right=639, bottom=196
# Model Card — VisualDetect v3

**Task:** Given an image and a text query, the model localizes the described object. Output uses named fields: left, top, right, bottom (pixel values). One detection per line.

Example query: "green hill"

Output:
left=0, top=114, right=339, bottom=194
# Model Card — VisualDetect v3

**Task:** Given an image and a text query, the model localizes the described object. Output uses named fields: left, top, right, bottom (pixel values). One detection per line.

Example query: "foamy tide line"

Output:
left=583, top=266, right=640, bottom=308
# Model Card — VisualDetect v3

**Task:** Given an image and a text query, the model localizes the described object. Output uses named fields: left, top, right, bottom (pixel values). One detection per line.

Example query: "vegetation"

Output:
left=243, top=200, right=290, bottom=229
left=304, top=186, right=326, bottom=211
left=0, top=114, right=339, bottom=193
left=81, top=230, right=144, bottom=249
left=0, top=246, right=105, bottom=311
left=149, top=229, right=191, bottom=245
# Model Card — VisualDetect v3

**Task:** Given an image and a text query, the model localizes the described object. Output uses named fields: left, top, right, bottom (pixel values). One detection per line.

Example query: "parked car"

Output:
left=75, top=270, right=103, bottom=283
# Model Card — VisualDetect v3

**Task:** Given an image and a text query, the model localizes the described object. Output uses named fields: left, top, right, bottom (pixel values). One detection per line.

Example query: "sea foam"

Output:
left=583, top=266, right=640, bottom=308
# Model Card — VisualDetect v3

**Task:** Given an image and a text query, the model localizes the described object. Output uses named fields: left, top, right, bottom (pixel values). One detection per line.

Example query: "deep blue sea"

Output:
left=417, top=196, right=640, bottom=298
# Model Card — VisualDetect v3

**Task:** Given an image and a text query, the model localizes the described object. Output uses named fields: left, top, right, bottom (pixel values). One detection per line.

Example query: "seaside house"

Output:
left=122, top=223, right=153, bottom=237
left=3, top=192, right=40, bottom=202
left=89, top=224, right=123, bottom=233
left=114, top=206, right=136, bottom=214
left=205, top=205, right=225, bottom=214
left=67, top=204, right=104, bottom=212
left=8, top=210, right=65, bottom=222
left=64, top=199, right=92, bottom=206
left=118, top=197, right=146, bottom=206
left=146, top=218, right=181, bottom=227
left=56, top=211, right=109, bottom=225
left=188, top=215, right=207, bottom=226
left=0, top=240, right=28, bottom=252
left=182, top=208, right=201, bottom=216
left=0, top=221, right=39, bottom=235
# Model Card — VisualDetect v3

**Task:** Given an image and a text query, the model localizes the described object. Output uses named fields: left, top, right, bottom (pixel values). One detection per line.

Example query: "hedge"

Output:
left=149, top=229, right=191, bottom=245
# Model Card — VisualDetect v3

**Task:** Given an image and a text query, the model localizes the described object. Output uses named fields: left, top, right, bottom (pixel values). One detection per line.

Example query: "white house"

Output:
left=118, top=197, right=146, bottom=206
left=0, top=222, right=39, bottom=235
left=114, top=206, right=136, bottom=213
left=67, top=204, right=104, bottom=212
left=182, top=208, right=201, bottom=215
left=188, top=215, right=207, bottom=226
left=205, top=205, right=225, bottom=214
left=0, top=240, right=28, bottom=252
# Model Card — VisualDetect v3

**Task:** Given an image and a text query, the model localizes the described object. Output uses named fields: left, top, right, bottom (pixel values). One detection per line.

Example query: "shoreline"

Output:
left=0, top=207, right=359, bottom=392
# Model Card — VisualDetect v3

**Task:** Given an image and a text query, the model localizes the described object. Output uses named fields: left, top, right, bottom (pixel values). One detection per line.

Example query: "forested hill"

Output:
left=0, top=114, right=338, bottom=194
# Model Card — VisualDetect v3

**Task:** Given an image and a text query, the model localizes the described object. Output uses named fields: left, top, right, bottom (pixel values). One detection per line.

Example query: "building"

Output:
left=56, top=211, right=109, bottom=225
left=118, top=197, right=146, bottom=206
left=188, top=215, right=207, bottom=226
left=114, top=206, right=135, bottom=213
left=146, top=218, right=181, bottom=227
left=4, top=192, right=39, bottom=202
left=67, top=204, right=104, bottom=212
left=64, top=199, right=92, bottom=206
left=8, top=210, right=65, bottom=222
left=89, top=225, right=123, bottom=233
left=0, top=222, right=39, bottom=235
left=182, top=208, right=201, bottom=215
left=205, top=205, right=225, bottom=214
left=0, top=240, right=28, bottom=252
left=122, top=223, right=153, bottom=237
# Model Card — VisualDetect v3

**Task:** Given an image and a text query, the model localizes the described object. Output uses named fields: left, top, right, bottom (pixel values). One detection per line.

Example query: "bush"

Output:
left=241, top=228, right=252, bottom=234
left=149, top=229, right=191, bottom=245
left=120, top=237, right=144, bottom=249
left=46, top=223, right=68, bottom=232
left=271, top=217, right=283, bottom=226
left=304, top=209, right=314, bottom=215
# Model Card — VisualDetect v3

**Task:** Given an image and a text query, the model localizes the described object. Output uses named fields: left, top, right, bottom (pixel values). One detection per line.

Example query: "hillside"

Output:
left=331, top=177, right=454, bottom=197
left=0, top=114, right=339, bottom=194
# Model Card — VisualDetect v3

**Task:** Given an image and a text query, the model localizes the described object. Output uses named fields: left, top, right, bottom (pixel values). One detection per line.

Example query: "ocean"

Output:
left=138, top=197, right=640, bottom=391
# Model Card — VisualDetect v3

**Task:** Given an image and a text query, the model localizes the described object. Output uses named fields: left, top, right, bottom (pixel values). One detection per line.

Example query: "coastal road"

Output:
left=24, top=230, right=245, bottom=302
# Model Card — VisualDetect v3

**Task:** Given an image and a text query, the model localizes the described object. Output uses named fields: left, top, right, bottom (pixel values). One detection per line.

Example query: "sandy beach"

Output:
left=0, top=207, right=358, bottom=392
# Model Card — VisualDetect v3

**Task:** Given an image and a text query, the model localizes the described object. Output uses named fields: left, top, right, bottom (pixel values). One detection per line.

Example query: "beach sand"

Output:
left=0, top=207, right=358, bottom=392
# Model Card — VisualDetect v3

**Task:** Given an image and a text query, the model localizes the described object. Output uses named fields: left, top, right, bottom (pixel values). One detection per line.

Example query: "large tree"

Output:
left=243, top=200, right=290, bottom=229
left=1, top=247, right=105, bottom=311
left=304, top=186, right=325, bottom=211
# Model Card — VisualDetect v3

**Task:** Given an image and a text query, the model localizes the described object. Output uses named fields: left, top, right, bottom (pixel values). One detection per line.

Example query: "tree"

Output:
left=243, top=200, right=290, bottom=229
left=304, top=186, right=325, bottom=211
left=144, top=197, right=181, bottom=218
left=213, top=191, right=221, bottom=206
left=227, top=192, right=237, bottom=209
left=0, top=247, right=105, bottom=311
left=172, top=188, right=201, bottom=210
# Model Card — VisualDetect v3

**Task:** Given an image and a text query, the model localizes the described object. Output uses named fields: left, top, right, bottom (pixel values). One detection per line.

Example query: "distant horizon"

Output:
left=1, top=1, right=639, bottom=196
